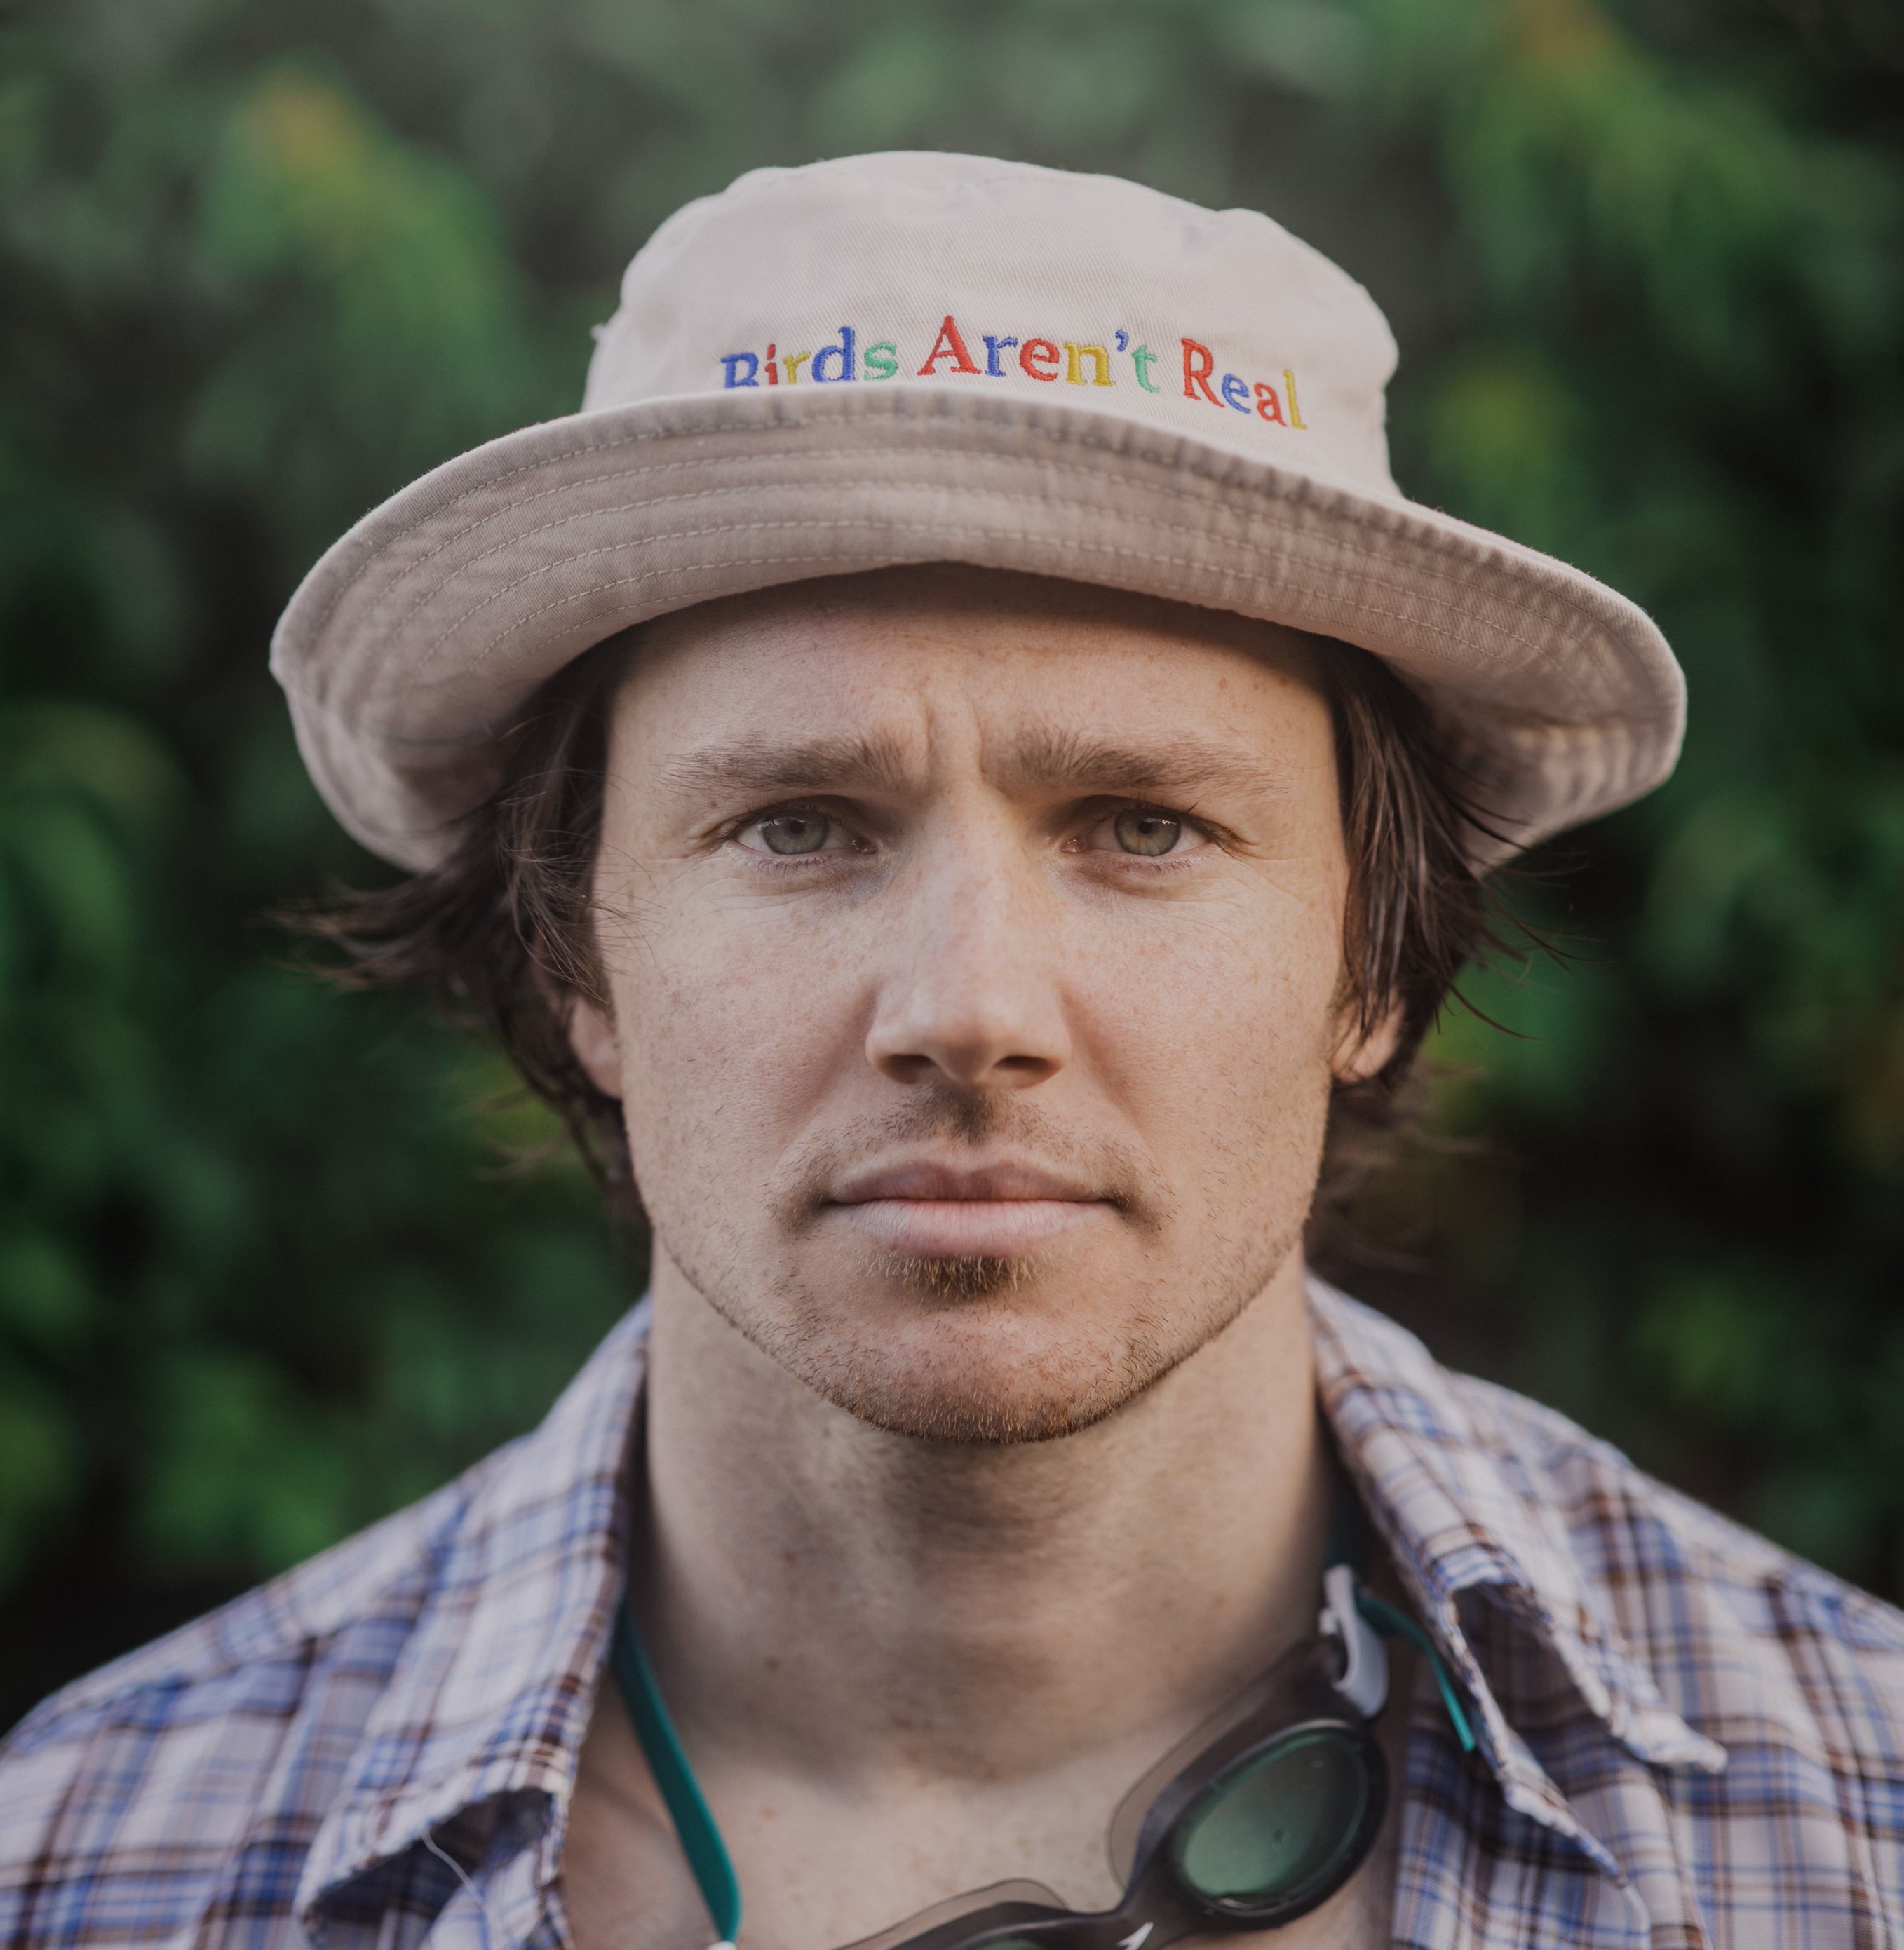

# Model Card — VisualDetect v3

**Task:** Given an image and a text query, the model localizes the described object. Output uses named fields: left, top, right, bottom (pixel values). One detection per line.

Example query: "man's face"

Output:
left=582, top=567, right=1371, bottom=1443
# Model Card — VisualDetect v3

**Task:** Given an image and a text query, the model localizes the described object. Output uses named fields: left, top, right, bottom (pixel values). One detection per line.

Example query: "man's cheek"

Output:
left=624, top=912, right=853, bottom=1146
left=1080, top=909, right=1333, bottom=1102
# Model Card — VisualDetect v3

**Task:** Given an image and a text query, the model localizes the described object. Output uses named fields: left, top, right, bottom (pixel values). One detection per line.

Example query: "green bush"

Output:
left=1, top=0, right=1900, bottom=1725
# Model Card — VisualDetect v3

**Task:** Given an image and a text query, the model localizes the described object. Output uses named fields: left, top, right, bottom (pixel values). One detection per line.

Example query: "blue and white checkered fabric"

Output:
left=3, top=1284, right=1900, bottom=1949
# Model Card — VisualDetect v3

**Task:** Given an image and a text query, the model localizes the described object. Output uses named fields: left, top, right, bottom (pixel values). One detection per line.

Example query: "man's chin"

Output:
left=746, top=1266, right=1195, bottom=1445
left=804, top=1348, right=1165, bottom=1445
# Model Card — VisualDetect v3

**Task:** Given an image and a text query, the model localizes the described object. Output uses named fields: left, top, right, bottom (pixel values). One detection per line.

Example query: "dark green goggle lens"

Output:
left=1170, top=1727, right=1375, bottom=1911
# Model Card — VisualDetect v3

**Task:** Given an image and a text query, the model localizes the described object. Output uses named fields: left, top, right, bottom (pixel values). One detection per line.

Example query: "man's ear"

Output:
left=565, top=992, right=623, bottom=1100
left=1331, top=1003, right=1405, bottom=1088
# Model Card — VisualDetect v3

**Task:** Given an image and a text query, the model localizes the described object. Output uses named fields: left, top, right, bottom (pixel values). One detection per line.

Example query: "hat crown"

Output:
left=584, top=151, right=1400, bottom=497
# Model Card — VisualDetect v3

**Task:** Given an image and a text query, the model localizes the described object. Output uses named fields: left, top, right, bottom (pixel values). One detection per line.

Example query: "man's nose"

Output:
left=864, top=822, right=1072, bottom=1091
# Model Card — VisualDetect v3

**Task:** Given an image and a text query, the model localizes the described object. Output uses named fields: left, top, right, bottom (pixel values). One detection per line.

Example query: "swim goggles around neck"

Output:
left=609, top=1564, right=1473, bottom=1950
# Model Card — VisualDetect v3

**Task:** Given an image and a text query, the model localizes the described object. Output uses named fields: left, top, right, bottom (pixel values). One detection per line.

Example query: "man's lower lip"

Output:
left=826, top=1198, right=1105, bottom=1257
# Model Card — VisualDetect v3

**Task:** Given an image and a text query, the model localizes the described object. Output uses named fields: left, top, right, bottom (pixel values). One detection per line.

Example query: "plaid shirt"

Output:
left=4, top=1284, right=1902, bottom=1950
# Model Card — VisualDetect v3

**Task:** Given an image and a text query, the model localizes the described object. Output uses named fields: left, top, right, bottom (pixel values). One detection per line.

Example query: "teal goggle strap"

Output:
left=1318, top=1563, right=1477, bottom=1754
left=608, top=1602, right=743, bottom=1949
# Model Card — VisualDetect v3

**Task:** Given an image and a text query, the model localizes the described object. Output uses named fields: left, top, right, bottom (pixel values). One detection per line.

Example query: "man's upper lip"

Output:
left=827, top=1160, right=1104, bottom=1203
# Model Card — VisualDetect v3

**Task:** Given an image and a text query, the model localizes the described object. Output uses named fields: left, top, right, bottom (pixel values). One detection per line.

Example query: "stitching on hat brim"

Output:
left=274, top=388, right=1683, bottom=869
left=286, top=391, right=1388, bottom=656
left=320, top=534, right=1641, bottom=851
left=299, top=509, right=1656, bottom=858
left=295, top=440, right=1518, bottom=677
left=324, top=479, right=1616, bottom=719
left=277, top=389, right=1656, bottom=681
left=367, top=503, right=1637, bottom=724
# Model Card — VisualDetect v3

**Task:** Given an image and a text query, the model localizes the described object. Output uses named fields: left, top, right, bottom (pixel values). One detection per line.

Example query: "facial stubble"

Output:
left=659, top=1092, right=1304, bottom=1447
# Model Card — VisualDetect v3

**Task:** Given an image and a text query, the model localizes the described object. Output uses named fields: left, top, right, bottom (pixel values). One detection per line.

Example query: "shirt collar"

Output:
left=1309, top=1276, right=1724, bottom=1843
left=297, top=1299, right=651, bottom=1923
left=299, top=1282, right=1722, bottom=1921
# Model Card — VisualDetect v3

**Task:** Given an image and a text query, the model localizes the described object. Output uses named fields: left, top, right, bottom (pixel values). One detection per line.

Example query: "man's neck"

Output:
left=636, top=1250, right=1329, bottom=1788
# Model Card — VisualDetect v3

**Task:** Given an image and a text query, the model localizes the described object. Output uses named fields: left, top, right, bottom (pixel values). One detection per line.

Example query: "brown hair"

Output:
left=293, top=622, right=1504, bottom=1228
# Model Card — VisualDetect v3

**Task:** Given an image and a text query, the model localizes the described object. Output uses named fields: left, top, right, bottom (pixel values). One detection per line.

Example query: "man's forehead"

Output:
left=635, top=564, right=1317, bottom=700
left=637, top=563, right=1316, bottom=660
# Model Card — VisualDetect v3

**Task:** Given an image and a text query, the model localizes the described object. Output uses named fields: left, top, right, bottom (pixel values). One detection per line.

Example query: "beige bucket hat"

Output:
left=271, top=151, right=1684, bottom=872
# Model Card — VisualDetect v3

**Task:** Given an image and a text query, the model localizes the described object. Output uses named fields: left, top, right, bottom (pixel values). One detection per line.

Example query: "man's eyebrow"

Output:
left=660, top=727, right=1289, bottom=804
left=994, top=727, right=1289, bottom=799
left=662, top=732, right=917, bottom=799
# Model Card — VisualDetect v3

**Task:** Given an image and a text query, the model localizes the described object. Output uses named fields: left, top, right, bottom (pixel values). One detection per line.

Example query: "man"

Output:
left=1, top=152, right=1898, bottom=1950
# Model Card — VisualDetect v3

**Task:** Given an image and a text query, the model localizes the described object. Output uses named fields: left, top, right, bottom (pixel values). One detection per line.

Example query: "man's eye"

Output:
left=1084, top=806, right=1196, bottom=857
left=740, top=810, right=843, bottom=856
left=1115, top=808, right=1183, bottom=855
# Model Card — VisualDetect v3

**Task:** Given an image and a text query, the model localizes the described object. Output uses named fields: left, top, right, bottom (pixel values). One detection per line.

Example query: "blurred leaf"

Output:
left=1631, top=1266, right=1785, bottom=1430
left=1415, top=342, right=1593, bottom=554
left=1424, top=949, right=1622, bottom=1128
left=1217, top=1, right=1375, bottom=100
left=0, top=703, right=181, bottom=832
left=809, top=26, right=972, bottom=147
left=0, top=1369, right=76, bottom=1587
left=190, top=62, right=548, bottom=526
left=142, top=1347, right=358, bottom=1573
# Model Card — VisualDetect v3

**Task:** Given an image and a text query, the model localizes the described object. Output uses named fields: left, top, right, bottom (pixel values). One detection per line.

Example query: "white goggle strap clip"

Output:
left=1319, top=1562, right=1390, bottom=1718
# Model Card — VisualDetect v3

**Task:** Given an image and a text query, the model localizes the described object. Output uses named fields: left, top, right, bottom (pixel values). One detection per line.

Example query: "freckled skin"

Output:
left=560, top=567, right=1403, bottom=1950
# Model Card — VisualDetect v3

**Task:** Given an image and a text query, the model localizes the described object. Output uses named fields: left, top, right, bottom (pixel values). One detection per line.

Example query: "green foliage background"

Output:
left=2, top=0, right=1900, bottom=1724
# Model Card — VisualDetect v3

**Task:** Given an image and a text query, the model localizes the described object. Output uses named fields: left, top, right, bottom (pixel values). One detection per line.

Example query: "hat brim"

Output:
left=271, top=384, right=1684, bottom=872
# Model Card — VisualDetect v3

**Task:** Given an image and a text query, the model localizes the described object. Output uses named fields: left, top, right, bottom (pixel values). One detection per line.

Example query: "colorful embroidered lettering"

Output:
left=918, top=315, right=981, bottom=376
left=1180, top=338, right=1220, bottom=406
left=811, top=327, right=856, bottom=383
left=712, top=323, right=1307, bottom=435
left=1064, top=343, right=1114, bottom=387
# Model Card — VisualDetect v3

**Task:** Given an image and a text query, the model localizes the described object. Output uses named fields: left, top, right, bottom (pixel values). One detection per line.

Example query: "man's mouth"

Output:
left=823, top=1158, right=1114, bottom=1259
